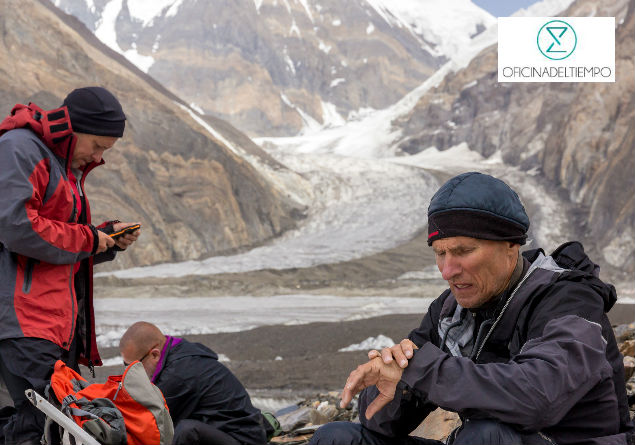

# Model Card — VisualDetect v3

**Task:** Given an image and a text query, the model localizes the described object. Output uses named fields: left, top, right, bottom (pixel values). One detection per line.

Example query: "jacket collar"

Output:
left=0, top=103, right=104, bottom=176
left=151, top=336, right=183, bottom=383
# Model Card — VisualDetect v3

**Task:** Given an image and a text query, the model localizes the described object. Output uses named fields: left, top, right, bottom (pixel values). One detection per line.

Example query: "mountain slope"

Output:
left=0, top=0, right=310, bottom=270
left=50, top=0, right=494, bottom=136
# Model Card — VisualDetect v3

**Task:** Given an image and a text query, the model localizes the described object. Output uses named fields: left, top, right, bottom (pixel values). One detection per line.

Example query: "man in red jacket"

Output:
left=0, top=86, right=140, bottom=445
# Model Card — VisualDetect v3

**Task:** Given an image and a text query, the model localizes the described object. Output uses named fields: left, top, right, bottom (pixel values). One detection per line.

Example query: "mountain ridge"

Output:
left=50, top=0, right=495, bottom=136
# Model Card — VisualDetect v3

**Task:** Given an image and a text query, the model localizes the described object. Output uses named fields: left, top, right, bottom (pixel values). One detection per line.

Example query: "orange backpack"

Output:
left=48, top=360, right=174, bottom=445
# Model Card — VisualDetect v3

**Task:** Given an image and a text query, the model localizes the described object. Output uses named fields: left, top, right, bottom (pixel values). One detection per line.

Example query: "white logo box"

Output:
left=498, top=17, right=615, bottom=83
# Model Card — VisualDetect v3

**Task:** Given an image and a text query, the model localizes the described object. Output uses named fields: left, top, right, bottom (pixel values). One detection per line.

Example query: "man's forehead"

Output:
left=92, top=135, right=118, bottom=148
left=77, top=133, right=118, bottom=147
left=432, top=236, right=480, bottom=251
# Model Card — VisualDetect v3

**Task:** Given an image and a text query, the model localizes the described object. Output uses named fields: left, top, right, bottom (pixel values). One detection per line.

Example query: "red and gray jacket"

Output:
left=0, top=103, right=114, bottom=369
left=359, top=242, right=633, bottom=445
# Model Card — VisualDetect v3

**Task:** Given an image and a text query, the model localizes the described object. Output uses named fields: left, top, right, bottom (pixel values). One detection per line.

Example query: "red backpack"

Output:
left=47, top=360, right=174, bottom=445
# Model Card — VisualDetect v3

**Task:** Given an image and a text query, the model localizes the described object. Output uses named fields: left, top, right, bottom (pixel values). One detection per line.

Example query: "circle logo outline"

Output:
left=537, top=20, right=577, bottom=60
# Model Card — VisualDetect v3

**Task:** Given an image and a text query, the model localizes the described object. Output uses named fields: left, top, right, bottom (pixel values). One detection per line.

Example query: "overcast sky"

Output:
left=472, top=0, right=541, bottom=17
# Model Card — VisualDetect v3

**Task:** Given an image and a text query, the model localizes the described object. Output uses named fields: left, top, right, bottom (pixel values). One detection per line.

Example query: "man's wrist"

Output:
left=97, top=220, right=121, bottom=235
left=88, top=224, right=99, bottom=255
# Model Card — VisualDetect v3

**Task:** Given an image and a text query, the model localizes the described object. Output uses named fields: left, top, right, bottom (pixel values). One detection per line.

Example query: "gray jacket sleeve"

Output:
left=0, top=133, right=95, bottom=264
left=359, top=300, right=445, bottom=437
left=400, top=314, right=613, bottom=431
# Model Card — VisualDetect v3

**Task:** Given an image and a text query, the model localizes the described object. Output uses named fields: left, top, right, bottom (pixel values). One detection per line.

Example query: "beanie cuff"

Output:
left=71, top=120, right=125, bottom=137
left=428, top=209, right=527, bottom=246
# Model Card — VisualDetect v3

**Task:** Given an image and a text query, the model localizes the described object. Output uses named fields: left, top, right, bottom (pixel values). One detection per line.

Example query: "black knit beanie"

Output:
left=427, top=172, right=530, bottom=246
left=62, top=87, right=126, bottom=137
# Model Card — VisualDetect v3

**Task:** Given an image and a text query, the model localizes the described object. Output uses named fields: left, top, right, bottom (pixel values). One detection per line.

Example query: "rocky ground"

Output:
left=1, top=309, right=633, bottom=443
left=266, top=316, right=635, bottom=444
left=92, top=308, right=635, bottom=443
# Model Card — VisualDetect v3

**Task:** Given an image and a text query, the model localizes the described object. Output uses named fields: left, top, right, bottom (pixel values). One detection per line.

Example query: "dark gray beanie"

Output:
left=62, top=87, right=126, bottom=137
left=427, top=172, right=529, bottom=246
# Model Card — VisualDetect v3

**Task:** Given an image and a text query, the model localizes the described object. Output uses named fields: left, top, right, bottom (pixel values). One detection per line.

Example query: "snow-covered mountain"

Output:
left=49, top=0, right=494, bottom=136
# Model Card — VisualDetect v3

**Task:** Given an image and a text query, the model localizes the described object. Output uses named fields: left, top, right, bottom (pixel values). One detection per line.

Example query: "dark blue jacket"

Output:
left=360, top=242, right=633, bottom=445
left=153, top=339, right=267, bottom=445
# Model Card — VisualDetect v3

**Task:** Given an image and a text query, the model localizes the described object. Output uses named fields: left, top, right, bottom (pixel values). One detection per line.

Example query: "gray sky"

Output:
left=472, top=0, right=540, bottom=17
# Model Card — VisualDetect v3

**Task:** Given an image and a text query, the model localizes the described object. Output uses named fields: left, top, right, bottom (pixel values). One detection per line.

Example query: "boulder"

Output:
left=620, top=340, right=635, bottom=358
left=624, top=356, right=635, bottom=381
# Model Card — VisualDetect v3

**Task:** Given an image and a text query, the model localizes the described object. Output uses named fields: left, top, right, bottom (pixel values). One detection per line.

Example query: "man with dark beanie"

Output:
left=0, top=86, right=141, bottom=444
left=310, top=172, right=633, bottom=445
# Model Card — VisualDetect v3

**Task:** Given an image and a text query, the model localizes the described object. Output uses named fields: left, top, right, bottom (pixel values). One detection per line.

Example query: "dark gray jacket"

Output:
left=153, top=339, right=267, bottom=445
left=360, top=242, right=633, bottom=445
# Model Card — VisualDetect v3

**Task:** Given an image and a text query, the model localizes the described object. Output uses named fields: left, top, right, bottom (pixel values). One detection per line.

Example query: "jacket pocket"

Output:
left=22, top=258, right=38, bottom=294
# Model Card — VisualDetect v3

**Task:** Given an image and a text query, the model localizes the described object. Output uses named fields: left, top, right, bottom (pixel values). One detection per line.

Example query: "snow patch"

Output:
left=364, top=0, right=496, bottom=62
left=329, top=78, right=345, bottom=88
left=339, top=335, right=395, bottom=352
left=512, top=0, right=575, bottom=17
left=189, top=103, right=205, bottom=114
left=254, top=0, right=264, bottom=13
left=296, top=0, right=314, bottom=22
left=126, top=0, right=184, bottom=27
left=290, top=20, right=301, bottom=37
left=366, top=22, right=375, bottom=34
left=283, top=48, right=297, bottom=74
left=320, top=101, right=346, bottom=127
left=332, top=18, right=341, bottom=26
left=388, top=144, right=487, bottom=172
left=152, top=34, right=161, bottom=53
left=123, top=43, right=155, bottom=72
left=165, top=0, right=184, bottom=18
left=101, top=356, right=123, bottom=367
left=94, top=0, right=124, bottom=52
left=318, top=40, right=332, bottom=54
left=280, top=94, right=321, bottom=132
left=94, top=0, right=155, bottom=72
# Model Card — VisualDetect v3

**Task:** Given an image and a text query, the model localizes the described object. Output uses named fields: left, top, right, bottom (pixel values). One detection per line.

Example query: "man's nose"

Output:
left=440, top=256, right=461, bottom=281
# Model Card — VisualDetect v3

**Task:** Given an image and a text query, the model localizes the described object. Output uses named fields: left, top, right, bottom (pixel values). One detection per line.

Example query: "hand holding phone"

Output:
left=109, top=224, right=141, bottom=239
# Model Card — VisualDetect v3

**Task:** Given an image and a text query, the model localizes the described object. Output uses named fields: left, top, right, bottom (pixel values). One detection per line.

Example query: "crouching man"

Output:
left=310, top=172, right=633, bottom=445
left=119, top=322, right=268, bottom=445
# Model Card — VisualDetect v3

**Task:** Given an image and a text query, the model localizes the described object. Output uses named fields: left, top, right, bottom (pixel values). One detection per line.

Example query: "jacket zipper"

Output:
left=474, top=268, right=537, bottom=362
left=22, top=258, right=37, bottom=294
left=69, top=187, right=77, bottom=222
left=77, top=172, right=94, bottom=376
left=113, top=381, right=123, bottom=401
left=67, top=264, right=76, bottom=348
left=66, top=174, right=82, bottom=349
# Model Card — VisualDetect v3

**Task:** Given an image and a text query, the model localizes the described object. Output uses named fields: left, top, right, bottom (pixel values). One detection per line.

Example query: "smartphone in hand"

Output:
left=109, top=224, right=141, bottom=239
